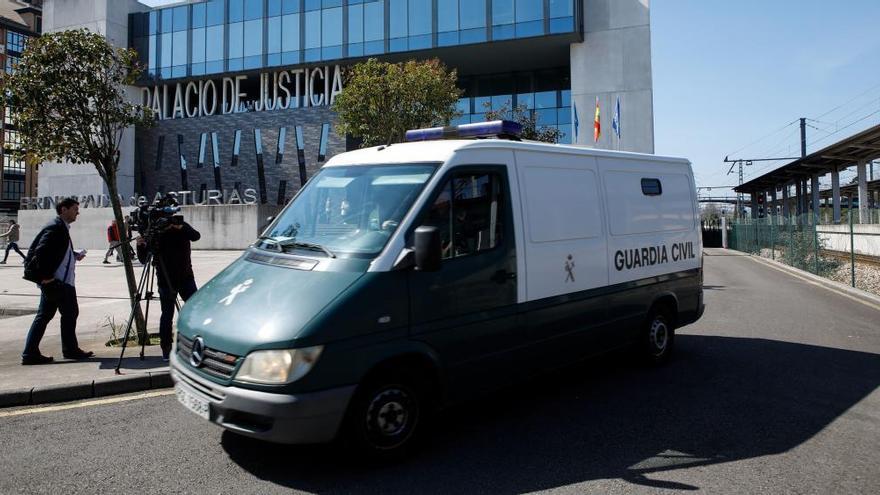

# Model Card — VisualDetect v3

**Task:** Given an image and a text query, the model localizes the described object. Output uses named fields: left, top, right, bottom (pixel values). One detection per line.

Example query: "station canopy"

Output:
left=735, top=123, right=880, bottom=194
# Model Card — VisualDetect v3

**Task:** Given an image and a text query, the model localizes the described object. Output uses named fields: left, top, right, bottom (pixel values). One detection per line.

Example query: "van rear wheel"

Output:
left=640, top=307, right=675, bottom=364
left=342, top=372, right=431, bottom=460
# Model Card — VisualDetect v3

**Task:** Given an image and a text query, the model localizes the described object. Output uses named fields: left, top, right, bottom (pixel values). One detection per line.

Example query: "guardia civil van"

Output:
left=170, top=121, right=704, bottom=457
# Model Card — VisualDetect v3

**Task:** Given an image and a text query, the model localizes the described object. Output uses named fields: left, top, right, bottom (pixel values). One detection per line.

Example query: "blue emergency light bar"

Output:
left=405, top=120, right=523, bottom=142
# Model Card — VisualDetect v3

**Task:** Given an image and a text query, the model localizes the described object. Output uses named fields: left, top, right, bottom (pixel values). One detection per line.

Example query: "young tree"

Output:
left=483, top=102, right=562, bottom=143
left=4, top=29, right=153, bottom=341
left=333, top=58, right=462, bottom=147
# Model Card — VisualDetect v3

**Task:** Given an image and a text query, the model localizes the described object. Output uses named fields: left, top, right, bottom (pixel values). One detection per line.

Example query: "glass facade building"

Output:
left=129, top=0, right=578, bottom=144
left=131, top=0, right=577, bottom=79
left=33, top=0, right=656, bottom=212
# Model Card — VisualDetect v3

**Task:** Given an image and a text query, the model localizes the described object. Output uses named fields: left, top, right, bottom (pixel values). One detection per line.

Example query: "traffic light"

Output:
left=757, top=194, right=765, bottom=217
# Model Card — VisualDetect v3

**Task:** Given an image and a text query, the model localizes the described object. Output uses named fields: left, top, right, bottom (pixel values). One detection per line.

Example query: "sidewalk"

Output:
left=0, top=250, right=242, bottom=407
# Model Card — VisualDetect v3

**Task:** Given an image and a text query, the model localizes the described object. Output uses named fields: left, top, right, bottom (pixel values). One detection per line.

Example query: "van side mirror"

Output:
left=414, top=226, right=441, bottom=272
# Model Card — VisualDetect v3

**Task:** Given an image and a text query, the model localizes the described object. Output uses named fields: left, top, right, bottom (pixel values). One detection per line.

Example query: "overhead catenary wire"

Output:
left=812, top=81, right=880, bottom=121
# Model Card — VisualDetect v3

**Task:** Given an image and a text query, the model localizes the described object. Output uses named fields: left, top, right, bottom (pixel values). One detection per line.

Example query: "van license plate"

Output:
left=175, top=384, right=209, bottom=420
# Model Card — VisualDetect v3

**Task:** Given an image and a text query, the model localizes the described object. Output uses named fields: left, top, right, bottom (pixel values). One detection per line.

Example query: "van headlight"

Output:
left=235, top=346, right=324, bottom=384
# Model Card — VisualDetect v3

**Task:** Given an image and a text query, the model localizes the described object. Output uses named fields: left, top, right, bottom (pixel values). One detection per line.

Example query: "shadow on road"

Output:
left=221, top=335, right=880, bottom=493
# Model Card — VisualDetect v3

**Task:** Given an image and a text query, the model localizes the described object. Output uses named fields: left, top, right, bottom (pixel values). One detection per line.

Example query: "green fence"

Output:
left=728, top=212, right=879, bottom=295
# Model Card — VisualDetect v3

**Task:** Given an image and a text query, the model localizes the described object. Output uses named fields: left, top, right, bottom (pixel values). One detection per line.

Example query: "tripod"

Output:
left=114, top=243, right=180, bottom=374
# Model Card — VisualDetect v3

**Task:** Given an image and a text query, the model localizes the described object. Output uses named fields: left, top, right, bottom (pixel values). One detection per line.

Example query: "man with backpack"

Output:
left=21, top=197, right=93, bottom=365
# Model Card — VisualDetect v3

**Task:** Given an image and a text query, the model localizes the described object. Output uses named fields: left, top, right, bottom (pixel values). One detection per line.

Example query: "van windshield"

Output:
left=259, top=163, right=438, bottom=258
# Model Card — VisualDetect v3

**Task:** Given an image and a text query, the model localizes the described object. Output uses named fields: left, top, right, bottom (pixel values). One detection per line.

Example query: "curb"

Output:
left=738, top=250, right=880, bottom=308
left=0, top=370, right=173, bottom=409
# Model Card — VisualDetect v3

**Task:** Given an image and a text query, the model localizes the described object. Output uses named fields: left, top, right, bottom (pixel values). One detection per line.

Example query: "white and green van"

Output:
left=171, top=121, right=704, bottom=457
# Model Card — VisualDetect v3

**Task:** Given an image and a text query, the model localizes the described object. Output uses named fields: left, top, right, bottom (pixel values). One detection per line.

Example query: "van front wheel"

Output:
left=343, top=373, right=429, bottom=459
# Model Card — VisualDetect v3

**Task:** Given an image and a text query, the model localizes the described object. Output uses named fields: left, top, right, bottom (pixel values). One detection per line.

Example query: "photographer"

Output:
left=136, top=215, right=200, bottom=361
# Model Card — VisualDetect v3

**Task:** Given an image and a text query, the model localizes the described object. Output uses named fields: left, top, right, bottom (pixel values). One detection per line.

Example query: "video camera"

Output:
left=130, top=194, right=182, bottom=251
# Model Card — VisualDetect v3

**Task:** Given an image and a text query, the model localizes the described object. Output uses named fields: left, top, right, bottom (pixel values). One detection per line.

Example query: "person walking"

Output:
left=0, top=219, right=25, bottom=263
left=103, top=219, right=121, bottom=264
left=21, top=197, right=94, bottom=365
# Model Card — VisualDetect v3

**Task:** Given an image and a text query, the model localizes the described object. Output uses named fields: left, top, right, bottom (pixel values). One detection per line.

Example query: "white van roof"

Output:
left=324, top=139, right=691, bottom=168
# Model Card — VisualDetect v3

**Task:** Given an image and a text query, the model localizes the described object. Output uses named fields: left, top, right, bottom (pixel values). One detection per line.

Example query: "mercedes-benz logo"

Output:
left=190, top=337, right=205, bottom=368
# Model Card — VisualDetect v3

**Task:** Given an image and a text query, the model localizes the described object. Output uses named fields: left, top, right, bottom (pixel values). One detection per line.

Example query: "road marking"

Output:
left=0, top=389, right=175, bottom=418
left=745, top=255, right=880, bottom=313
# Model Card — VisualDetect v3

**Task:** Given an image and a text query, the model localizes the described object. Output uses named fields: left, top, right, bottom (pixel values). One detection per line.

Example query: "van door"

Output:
left=514, top=151, right=612, bottom=363
left=407, top=165, right=520, bottom=397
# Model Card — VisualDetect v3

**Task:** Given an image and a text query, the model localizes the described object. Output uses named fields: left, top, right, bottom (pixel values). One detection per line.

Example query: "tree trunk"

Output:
left=105, top=176, right=148, bottom=344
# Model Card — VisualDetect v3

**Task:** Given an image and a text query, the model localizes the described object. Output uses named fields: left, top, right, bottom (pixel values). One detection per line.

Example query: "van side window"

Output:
left=641, top=178, right=662, bottom=196
left=424, top=172, right=504, bottom=259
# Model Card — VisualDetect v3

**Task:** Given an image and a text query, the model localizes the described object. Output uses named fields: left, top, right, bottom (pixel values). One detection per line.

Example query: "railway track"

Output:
left=819, top=249, right=880, bottom=268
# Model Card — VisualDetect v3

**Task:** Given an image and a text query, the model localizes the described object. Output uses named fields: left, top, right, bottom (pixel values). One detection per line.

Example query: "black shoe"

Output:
left=102, top=260, right=110, bottom=264
left=62, top=349, right=94, bottom=360
left=22, top=354, right=54, bottom=365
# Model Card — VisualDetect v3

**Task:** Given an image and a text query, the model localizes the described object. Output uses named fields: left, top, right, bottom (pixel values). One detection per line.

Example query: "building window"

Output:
left=452, top=69, right=572, bottom=144
left=548, top=0, right=575, bottom=33
left=6, top=31, right=26, bottom=53
left=348, top=0, right=383, bottom=56
left=5, top=55, right=20, bottom=75
left=3, top=154, right=25, bottom=176
left=4, top=130, right=21, bottom=150
left=2, top=179, right=25, bottom=200
left=391, top=0, right=434, bottom=52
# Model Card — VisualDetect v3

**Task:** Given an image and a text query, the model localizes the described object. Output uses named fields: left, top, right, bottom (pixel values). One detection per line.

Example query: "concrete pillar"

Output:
left=782, top=183, right=790, bottom=219
left=803, top=179, right=810, bottom=218
left=795, top=180, right=802, bottom=217
left=769, top=188, right=777, bottom=220
left=832, top=165, right=841, bottom=224
left=858, top=160, right=869, bottom=223
left=750, top=192, right=758, bottom=219
left=721, top=216, right=728, bottom=248
left=571, top=0, right=653, bottom=152
left=811, top=174, right=820, bottom=225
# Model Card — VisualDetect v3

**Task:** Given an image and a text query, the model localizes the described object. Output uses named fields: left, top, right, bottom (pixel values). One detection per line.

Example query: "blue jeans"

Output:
left=3, top=242, right=24, bottom=262
left=158, top=278, right=198, bottom=355
left=23, top=283, right=80, bottom=358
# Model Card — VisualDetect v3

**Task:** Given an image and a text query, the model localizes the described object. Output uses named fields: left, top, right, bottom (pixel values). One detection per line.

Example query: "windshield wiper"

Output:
left=280, top=240, right=337, bottom=258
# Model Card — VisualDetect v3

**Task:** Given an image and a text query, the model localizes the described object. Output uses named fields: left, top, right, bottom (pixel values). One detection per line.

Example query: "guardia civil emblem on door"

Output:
left=564, top=255, right=575, bottom=283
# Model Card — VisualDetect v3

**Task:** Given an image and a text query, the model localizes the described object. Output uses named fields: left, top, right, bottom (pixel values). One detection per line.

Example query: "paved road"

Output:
left=1, top=250, right=879, bottom=494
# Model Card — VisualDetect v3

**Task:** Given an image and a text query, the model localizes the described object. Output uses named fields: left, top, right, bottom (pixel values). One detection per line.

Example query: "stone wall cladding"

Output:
left=137, top=106, right=345, bottom=204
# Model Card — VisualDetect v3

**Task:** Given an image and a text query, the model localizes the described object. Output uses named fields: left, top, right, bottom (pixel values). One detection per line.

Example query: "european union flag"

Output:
left=612, top=96, right=621, bottom=140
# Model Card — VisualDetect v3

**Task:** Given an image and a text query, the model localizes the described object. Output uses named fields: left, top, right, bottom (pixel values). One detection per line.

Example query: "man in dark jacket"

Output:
left=137, top=217, right=200, bottom=360
left=21, top=198, right=94, bottom=365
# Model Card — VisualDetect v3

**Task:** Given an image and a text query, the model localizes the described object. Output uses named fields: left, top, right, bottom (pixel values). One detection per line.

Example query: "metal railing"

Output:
left=728, top=211, right=880, bottom=295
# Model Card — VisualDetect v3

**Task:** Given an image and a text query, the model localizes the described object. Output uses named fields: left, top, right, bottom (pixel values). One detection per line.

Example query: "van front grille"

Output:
left=177, top=334, right=241, bottom=380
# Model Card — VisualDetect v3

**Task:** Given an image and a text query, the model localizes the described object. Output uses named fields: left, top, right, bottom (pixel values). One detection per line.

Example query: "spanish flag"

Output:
left=593, top=96, right=601, bottom=143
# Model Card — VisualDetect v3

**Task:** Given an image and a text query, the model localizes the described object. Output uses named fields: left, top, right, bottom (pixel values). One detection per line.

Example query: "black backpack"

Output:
left=22, top=229, right=45, bottom=283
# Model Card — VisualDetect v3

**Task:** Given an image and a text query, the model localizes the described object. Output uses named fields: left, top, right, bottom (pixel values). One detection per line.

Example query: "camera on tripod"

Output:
left=130, top=194, right=182, bottom=251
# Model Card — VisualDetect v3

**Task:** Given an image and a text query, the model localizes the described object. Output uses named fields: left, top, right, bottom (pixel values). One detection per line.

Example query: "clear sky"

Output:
left=139, top=1, right=880, bottom=196
left=652, top=0, right=880, bottom=197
